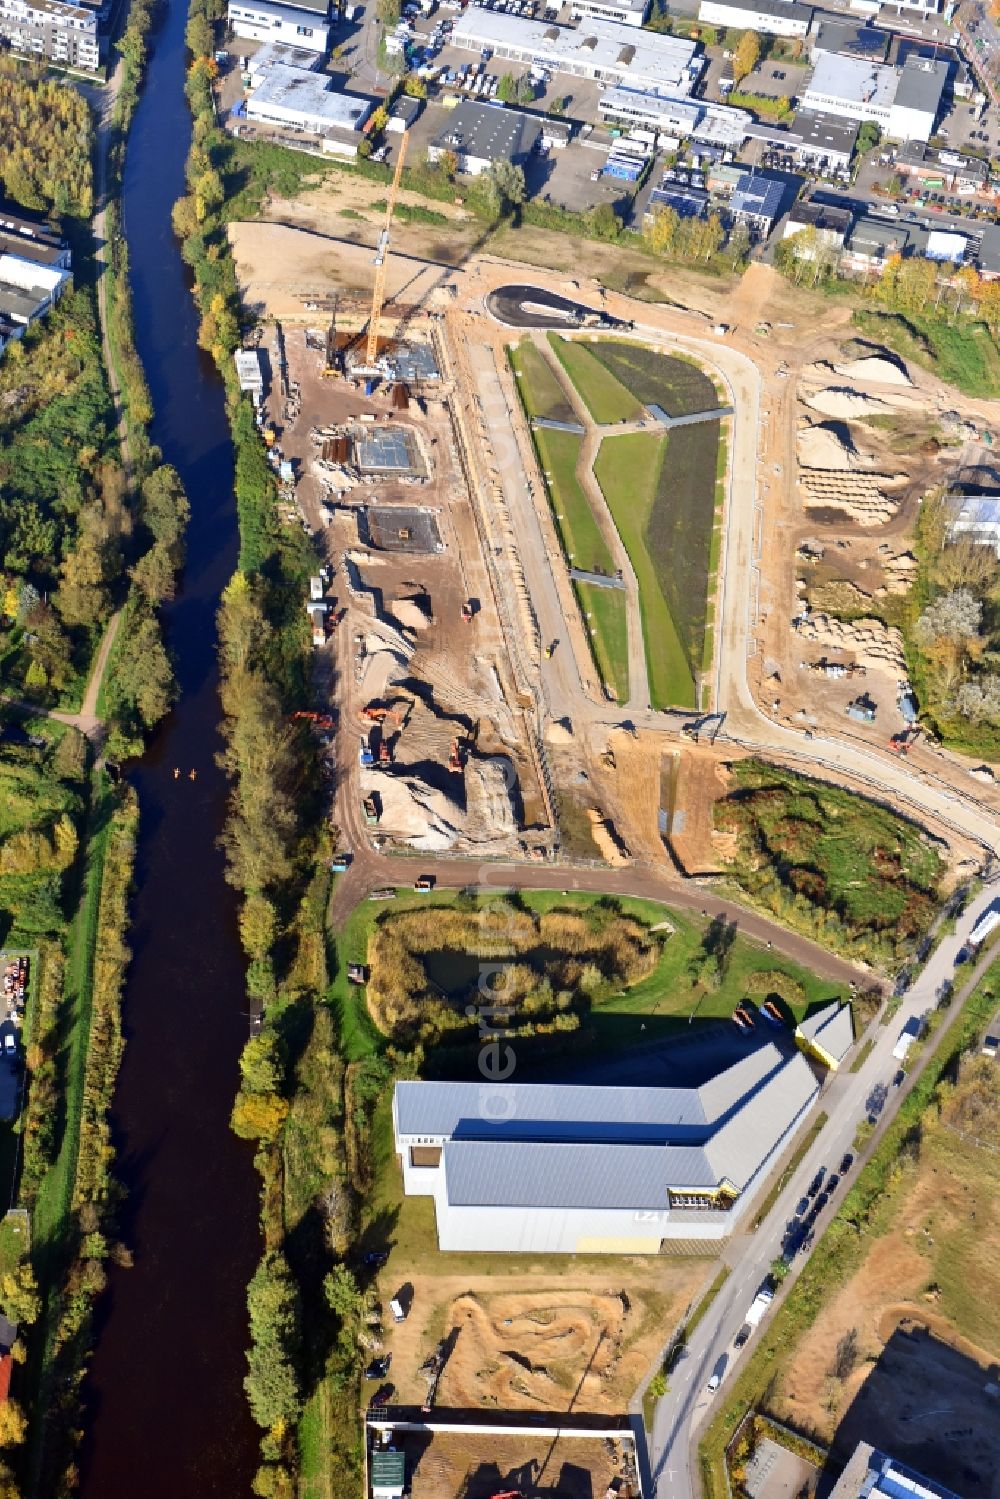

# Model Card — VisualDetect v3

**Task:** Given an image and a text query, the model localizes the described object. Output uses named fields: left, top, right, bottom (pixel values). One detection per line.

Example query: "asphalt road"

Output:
left=485, top=284, right=630, bottom=329
left=647, top=877, right=1000, bottom=1499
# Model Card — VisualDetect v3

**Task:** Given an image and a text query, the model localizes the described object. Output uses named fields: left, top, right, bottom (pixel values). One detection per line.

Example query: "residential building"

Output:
left=428, top=99, right=541, bottom=176
left=728, top=171, right=785, bottom=237
left=228, top=0, right=329, bottom=52
left=0, top=0, right=99, bottom=70
left=569, top=0, right=649, bottom=27
left=888, top=56, right=949, bottom=144
left=245, top=63, right=372, bottom=149
left=392, top=1044, right=821, bottom=1254
left=792, top=109, right=858, bottom=171
left=697, top=0, right=812, bottom=37
left=783, top=199, right=853, bottom=251
left=810, top=18, right=889, bottom=64
left=449, top=10, right=701, bottom=95
left=795, top=1000, right=854, bottom=1070
left=895, top=141, right=986, bottom=194
left=947, top=494, right=1000, bottom=556
left=830, top=1443, right=961, bottom=1499
left=841, top=215, right=909, bottom=271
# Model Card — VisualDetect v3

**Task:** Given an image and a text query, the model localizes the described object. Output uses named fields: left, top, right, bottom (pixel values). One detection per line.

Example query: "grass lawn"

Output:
left=530, top=426, right=628, bottom=701
left=593, top=431, right=697, bottom=709
left=587, top=339, right=721, bottom=416
left=575, top=581, right=629, bottom=703
left=509, top=337, right=577, bottom=425
left=716, top=759, right=943, bottom=966
left=331, top=886, right=849, bottom=1066
left=548, top=334, right=643, bottom=424
left=851, top=309, right=1000, bottom=399
left=534, top=427, right=614, bottom=575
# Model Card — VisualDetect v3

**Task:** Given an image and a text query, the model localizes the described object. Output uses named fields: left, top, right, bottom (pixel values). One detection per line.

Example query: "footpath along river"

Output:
left=78, top=0, right=261, bottom=1493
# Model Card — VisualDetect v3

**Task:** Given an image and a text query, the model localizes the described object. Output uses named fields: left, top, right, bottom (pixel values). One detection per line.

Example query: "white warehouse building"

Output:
left=697, top=0, right=813, bottom=38
left=246, top=63, right=372, bottom=146
left=450, top=10, right=701, bottom=95
left=598, top=87, right=751, bottom=146
left=800, top=53, right=949, bottom=142
left=393, top=1044, right=820, bottom=1254
left=228, top=0, right=330, bottom=52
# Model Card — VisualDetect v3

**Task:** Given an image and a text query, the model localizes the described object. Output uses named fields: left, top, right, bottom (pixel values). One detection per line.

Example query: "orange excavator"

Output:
left=291, top=710, right=334, bottom=730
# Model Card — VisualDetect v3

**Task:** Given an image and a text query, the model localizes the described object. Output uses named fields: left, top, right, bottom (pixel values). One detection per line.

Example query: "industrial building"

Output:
left=728, top=172, right=785, bottom=238
left=569, top=0, right=648, bottom=27
left=428, top=99, right=541, bottom=175
left=597, top=87, right=751, bottom=148
left=245, top=63, right=372, bottom=150
left=800, top=53, right=948, bottom=142
left=895, top=141, right=988, bottom=194
left=795, top=1000, right=854, bottom=1070
left=810, top=18, right=890, bottom=64
left=235, top=349, right=265, bottom=405
left=792, top=110, right=859, bottom=171
left=0, top=0, right=99, bottom=70
left=947, top=494, right=1000, bottom=556
left=449, top=9, right=701, bottom=95
left=697, top=0, right=812, bottom=37
left=830, top=1443, right=961, bottom=1499
left=979, top=223, right=1000, bottom=280
left=393, top=1044, right=821, bottom=1253
left=246, top=39, right=322, bottom=77
left=228, top=0, right=330, bottom=52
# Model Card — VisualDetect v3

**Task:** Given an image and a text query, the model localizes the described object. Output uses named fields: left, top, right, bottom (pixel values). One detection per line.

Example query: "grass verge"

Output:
left=548, top=334, right=643, bottom=423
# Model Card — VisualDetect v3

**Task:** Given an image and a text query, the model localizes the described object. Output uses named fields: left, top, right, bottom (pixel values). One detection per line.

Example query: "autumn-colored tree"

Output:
left=732, top=29, right=760, bottom=83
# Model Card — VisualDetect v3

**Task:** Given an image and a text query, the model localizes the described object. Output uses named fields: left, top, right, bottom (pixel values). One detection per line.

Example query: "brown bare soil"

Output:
left=382, top=1264, right=705, bottom=1414
left=771, top=1109, right=1000, bottom=1498
left=400, top=1428, right=628, bottom=1499
left=668, top=750, right=733, bottom=875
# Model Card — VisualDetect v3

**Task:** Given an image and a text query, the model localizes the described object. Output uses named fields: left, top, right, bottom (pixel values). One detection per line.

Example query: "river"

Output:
left=78, top=1, right=261, bottom=1492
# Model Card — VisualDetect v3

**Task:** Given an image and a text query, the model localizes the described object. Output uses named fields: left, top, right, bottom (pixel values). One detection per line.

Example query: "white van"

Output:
left=389, top=1297, right=407, bottom=1323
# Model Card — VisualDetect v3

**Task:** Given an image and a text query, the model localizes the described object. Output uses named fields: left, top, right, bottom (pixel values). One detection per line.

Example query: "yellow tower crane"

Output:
left=365, top=129, right=409, bottom=369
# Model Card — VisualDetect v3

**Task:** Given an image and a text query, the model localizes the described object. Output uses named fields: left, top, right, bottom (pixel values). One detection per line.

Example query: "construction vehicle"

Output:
left=414, top=875, right=435, bottom=891
left=331, top=855, right=351, bottom=873
left=365, top=131, right=409, bottom=368
left=888, top=732, right=911, bottom=754
left=360, top=737, right=375, bottom=768
left=461, top=600, right=473, bottom=624
left=362, top=795, right=379, bottom=825
left=291, top=710, right=334, bottom=730
left=544, top=639, right=558, bottom=659
left=448, top=739, right=464, bottom=773
left=378, top=739, right=392, bottom=766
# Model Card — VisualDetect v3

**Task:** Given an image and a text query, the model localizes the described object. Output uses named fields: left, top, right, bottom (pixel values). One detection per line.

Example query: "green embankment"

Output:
left=548, top=334, right=643, bottom=423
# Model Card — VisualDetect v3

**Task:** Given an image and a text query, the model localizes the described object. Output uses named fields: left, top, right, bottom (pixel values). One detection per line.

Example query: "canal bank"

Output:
left=78, top=0, right=261, bottom=1491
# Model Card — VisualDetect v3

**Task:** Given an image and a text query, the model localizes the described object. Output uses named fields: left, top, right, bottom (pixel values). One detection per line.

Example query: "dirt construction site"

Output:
left=229, top=192, right=1000, bottom=879
left=378, top=1426, right=636, bottom=1499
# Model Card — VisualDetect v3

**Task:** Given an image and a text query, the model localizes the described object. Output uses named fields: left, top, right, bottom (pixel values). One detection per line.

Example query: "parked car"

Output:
left=363, top=1250, right=389, bottom=1268
left=3, top=1034, right=15, bottom=1059
left=365, top=1356, right=392, bottom=1380
left=794, top=1196, right=810, bottom=1217
left=815, top=1191, right=830, bottom=1213
left=369, top=1383, right=395, bottom=1408
left=826, top=1173, right=840, bottom=1194
left=807, top=1167, right=826, bottom=1198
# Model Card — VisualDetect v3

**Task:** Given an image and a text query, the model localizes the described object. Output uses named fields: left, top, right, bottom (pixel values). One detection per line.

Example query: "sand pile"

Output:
left=390, top=596, right=433, bottom=632
left=797, top=423, right=865, bottom=471
left=363, top=769, right=465, bottom=850
left=882, top=551, right=918, bottom=595
left=800, top=471, right=901, bottom=525
left=587, top=808, right=630, bottom=865
left=805, top=388, right=899, bottom=420
left=544, top=718, right=574, bottom=745
left=465, top=757, right=519, bottom=841
left=833, top=355, right=911, bottom=386
left=794, top=613, right=906, bottom=677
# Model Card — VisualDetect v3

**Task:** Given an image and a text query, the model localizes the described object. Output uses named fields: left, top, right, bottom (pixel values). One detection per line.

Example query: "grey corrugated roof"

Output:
left=395, top=1078, right=710, bottom=1141
left=443, top=1138, right=717, bottom=1207
left=798, top=1001, right=854, bottom=1060
left=894, top=57, right=949, bottom=115
left=396, top=1044, right=787, bottom=1144
left=431, top=100, right=541, bottom=166
left=705, top=1050, right=819, bottom=1187
left=979, top=223, right=1000, bottom=276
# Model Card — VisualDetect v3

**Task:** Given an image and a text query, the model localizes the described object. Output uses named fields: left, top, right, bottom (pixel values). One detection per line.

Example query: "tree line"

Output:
left=0, top=62, right=93, bottom=218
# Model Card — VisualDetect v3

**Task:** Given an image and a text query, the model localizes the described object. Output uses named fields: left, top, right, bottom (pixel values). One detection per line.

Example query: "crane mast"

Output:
left=366, top=130, right=408, bottom=368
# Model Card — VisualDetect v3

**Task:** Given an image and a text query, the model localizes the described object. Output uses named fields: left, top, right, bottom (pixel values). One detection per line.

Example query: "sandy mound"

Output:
left=587, top=807, right=630, bottom=865
left=794, top=613, right=906, bottom=677
left=544, top=718, right=574, bottom=745
left=833, top=355, right=912, bottom=386
left=797, top=423, right=864, bottom=471
left=800, top=471, right=901, bottom=526
left=805, top=387, right=897, bottom=420
left=465, top=757, right=519, bottom=841
left=362, top=756, right=519, bottom=853
left=389, top=597, right=433, bottom=632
